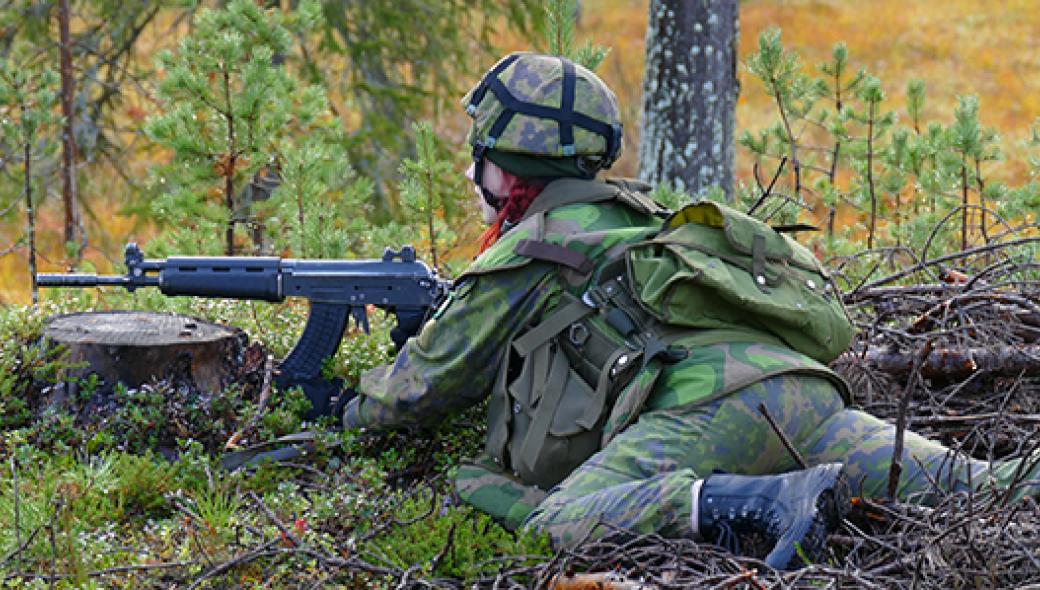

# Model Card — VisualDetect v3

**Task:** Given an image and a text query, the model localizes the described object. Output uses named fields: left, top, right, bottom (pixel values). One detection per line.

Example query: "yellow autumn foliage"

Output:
left=3, top=0, right=1039, bottom=302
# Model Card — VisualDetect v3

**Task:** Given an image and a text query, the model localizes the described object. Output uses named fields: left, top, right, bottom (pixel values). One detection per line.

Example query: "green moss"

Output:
left=363, top=492, right=552, bottom=581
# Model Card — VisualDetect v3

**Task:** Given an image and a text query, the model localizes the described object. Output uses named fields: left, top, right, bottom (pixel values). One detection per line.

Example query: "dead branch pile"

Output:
left=834, top=237, right=1040, bottom=452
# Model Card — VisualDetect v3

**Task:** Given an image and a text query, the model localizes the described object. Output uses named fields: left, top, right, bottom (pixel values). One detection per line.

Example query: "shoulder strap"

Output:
left=514, top=239, right=594, bottom=274
left=611, top=185, right=671, bottom=219
left=523, top=177, right=671, bottom=222
left=522, top=178, right=621, bottom=220
left=512, top=294, right=596, bottom=357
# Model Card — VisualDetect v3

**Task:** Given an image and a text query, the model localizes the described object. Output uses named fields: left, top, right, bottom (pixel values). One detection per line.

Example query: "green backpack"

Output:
left=459, top=181, right=855, bottom=522
left=628, top=200, right=853, bottom=364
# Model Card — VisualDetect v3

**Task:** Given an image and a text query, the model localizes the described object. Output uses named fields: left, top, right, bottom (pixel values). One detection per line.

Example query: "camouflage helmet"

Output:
left=463, top=53, right=623, bottom=202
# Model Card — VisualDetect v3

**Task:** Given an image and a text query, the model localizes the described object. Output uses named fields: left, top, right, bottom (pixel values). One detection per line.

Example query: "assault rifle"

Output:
left=37, top=243, right=450, bottom=418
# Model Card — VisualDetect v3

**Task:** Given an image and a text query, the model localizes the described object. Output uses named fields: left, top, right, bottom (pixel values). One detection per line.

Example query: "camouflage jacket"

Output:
left=342, top=178, right=844, bottom=433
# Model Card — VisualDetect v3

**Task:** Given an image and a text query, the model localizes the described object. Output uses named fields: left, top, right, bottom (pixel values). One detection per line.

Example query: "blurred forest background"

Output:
left=2, top=0, right=1039, bottom=300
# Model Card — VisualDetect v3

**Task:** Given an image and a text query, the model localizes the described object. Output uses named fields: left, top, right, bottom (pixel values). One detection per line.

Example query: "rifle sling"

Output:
left=221, top=431, right=322, bottom=472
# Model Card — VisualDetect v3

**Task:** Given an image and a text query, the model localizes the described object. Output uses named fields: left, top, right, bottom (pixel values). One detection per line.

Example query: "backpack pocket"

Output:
left=504, top=340, right=608, bottom=489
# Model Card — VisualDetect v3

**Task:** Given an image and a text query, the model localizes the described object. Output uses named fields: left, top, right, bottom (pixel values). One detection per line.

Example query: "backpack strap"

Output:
left=518, top=345, right=572, bottom=473
left=512, top=293, right=600, bottom=357
left=606, top=178, right=672, bottom=219
left=514, top=239, right=594, bottom=274
left=522, top=178, right=671, bottom=221
left=522, top=178, right=621, bottom=220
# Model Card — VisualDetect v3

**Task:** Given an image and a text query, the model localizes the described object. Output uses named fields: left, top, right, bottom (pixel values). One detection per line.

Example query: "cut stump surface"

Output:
left=45, top=311, right=243, bottom=393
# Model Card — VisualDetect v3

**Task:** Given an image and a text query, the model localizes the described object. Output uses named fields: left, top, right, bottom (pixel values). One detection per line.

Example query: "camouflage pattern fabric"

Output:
left=455, top=455, right=548, bottom=531
left=343, top=177, right=1039, bottom=549
left=642, top=340, right=848, bottom=414
left=524, top=373, right=1040, bottom=548
left=462, top=52, right=622, bottom=159
left=342, top=266, right=556, bottom=429
left=343, top=180, right=661, bottom=430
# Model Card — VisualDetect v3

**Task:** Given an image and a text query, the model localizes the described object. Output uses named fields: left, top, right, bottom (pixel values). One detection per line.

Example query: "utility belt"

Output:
left=485, top=257, right=689, bottom=490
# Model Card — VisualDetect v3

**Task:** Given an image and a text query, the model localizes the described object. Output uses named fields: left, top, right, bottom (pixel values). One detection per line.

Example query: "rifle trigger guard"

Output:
left=351, top=306, right=370, bottom=334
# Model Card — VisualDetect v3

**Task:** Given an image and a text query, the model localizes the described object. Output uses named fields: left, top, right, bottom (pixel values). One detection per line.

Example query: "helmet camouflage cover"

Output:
left=462, top=52, right=624, bottom=168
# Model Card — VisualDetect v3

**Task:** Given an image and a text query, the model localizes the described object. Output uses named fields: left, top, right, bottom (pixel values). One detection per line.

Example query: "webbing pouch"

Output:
left=487, top=282, right=677, bottom=489
left=502, top=338, right=607, bottom=490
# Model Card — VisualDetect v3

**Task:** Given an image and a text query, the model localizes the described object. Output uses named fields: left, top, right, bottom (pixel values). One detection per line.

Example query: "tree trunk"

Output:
left=638, top=0, right=739, bottom=200
left=44, top=311, right=244, bottom=395
left=58, top=0, right=82, bottom=268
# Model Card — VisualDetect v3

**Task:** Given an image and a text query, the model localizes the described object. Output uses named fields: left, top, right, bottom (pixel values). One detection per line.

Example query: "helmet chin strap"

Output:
left=481, top=186, right=501, bottom=211
left=472, top=142, right=503, bottom=211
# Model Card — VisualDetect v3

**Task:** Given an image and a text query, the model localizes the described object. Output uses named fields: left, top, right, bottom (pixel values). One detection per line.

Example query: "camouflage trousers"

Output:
left=499, top=373, right=1039, bottom=549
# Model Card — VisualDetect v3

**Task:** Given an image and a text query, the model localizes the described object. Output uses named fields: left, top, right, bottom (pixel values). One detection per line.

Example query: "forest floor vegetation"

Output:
left=2, top=220, right=1040, bottom=588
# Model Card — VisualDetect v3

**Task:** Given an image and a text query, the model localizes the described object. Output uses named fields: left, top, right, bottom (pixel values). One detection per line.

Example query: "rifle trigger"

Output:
left=351, top=306, right=370, bottom=334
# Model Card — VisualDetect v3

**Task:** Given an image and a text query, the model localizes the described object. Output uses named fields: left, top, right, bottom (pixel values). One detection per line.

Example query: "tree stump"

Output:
left=44, top=311, right=244, bottom=394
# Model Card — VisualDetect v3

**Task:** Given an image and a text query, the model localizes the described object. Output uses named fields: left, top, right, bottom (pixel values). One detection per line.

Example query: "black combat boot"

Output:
left=697, top=463, right=849, bottom=570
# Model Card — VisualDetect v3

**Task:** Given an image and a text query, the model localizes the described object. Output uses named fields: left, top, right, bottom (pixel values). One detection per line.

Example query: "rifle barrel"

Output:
left=36, top=274, right=153, bottom=288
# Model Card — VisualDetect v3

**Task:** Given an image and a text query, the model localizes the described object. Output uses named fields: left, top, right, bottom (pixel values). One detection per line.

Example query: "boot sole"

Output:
left=766, top=463, right=850, bottom=570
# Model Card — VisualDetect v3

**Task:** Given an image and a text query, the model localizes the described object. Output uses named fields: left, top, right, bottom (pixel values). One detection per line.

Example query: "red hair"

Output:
left=478, top=173, right=547, bottom=253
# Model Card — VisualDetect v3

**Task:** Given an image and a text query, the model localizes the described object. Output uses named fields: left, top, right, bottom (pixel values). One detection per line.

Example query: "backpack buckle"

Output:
left=639, top=335, right=689, bottom=370
left=581, top=287, right=607, bottom=308
left=581, top=280, right=621, bottom=308
left=568, top=323, right=590, bottom=347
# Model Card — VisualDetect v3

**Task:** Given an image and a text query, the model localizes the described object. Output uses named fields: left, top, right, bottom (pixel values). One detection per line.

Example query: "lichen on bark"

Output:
left=638, top=0, right=739, bottom=200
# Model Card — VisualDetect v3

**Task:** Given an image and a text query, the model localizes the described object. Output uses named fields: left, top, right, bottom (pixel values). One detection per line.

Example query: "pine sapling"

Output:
left=398, top=122, right=458, bottom=270
left=818, top=42, right=865, bottom=236
left=852, top=76, right=887, bottom=249
left=0, top=61, right=59, bottom=306
left=270, top=133, right=367, bottom=259
left=747, top=30, right=811, bottom=205
left=951, top=96, right=982, bottom=251
left=543, top=0, right=609, bottom=70
left=145, top=0, right=325, bottom=255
